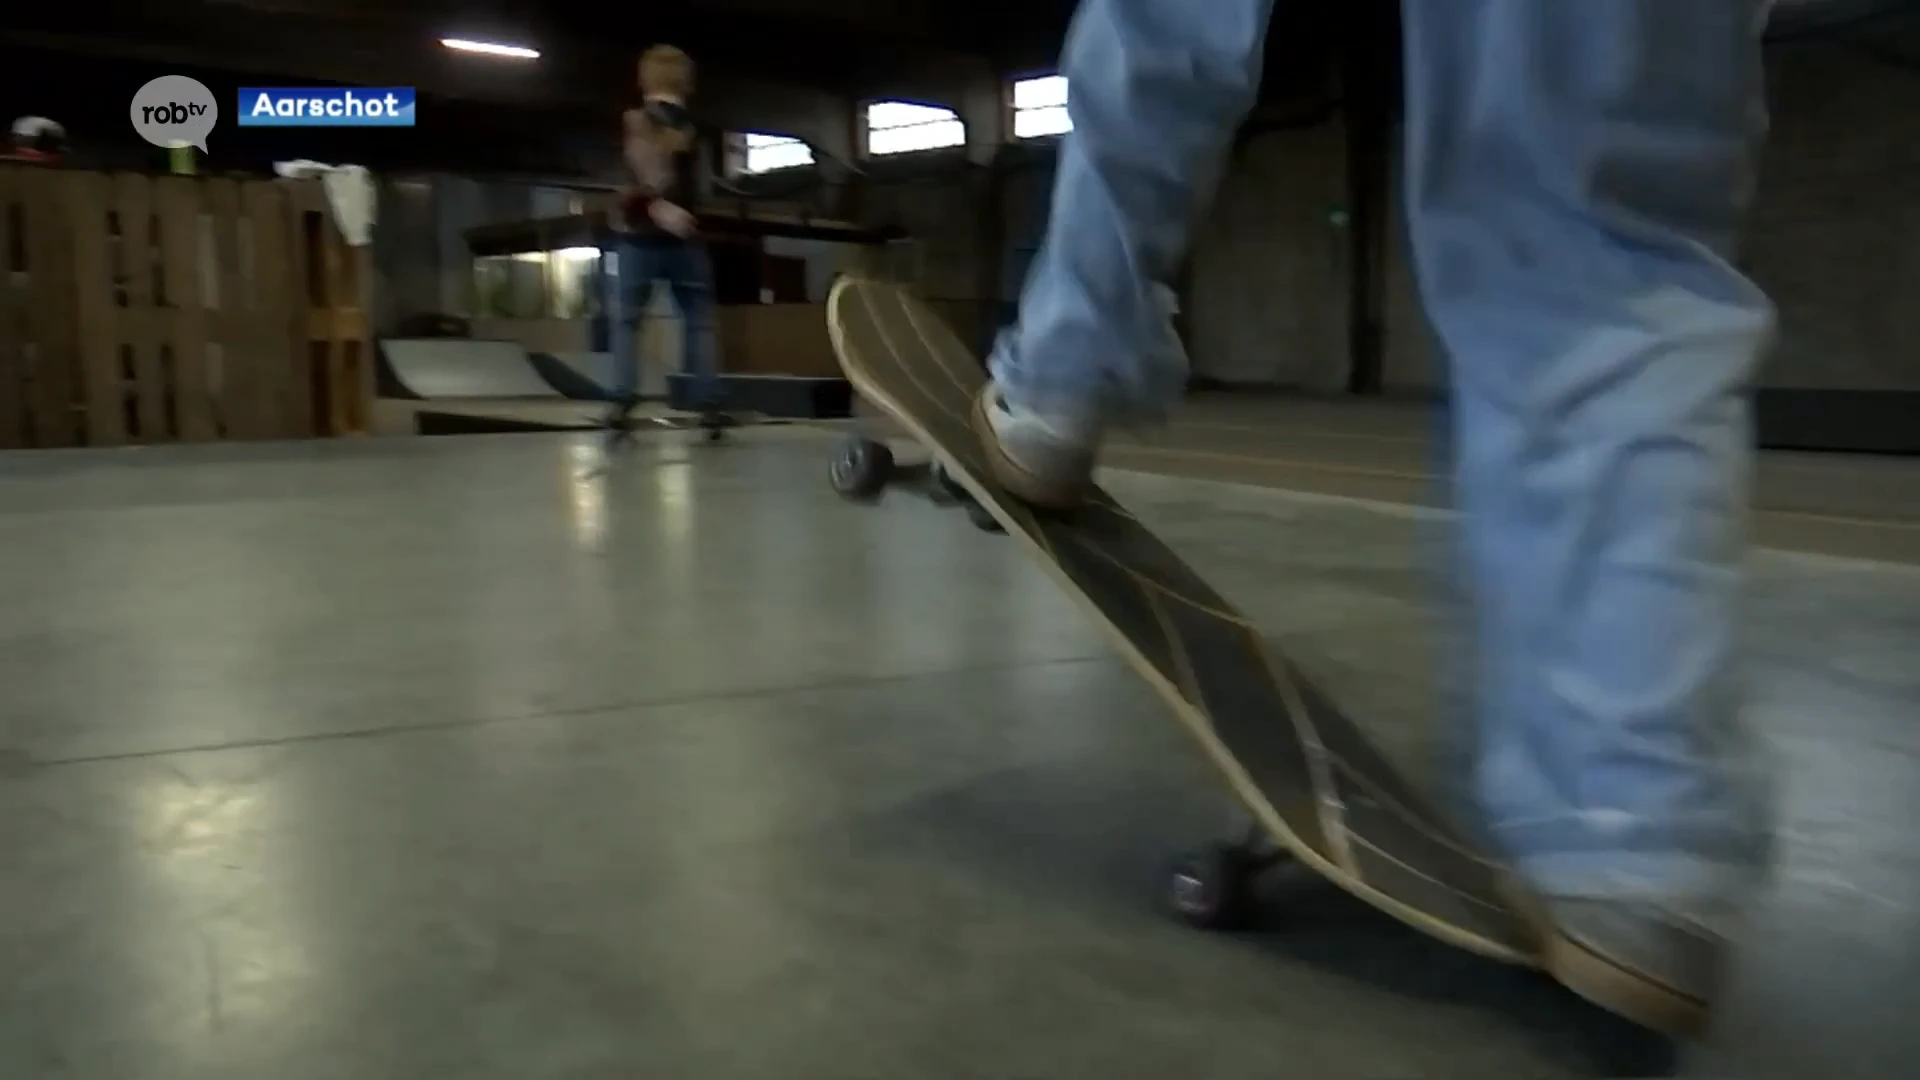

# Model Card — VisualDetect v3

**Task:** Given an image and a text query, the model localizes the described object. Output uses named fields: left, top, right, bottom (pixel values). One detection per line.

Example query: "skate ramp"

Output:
left=528, top=351, right=621, bottom=401
left=377, top=339, right=561, bottom=400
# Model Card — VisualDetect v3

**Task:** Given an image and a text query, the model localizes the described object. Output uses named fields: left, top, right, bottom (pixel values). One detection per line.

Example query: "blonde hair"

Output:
left=639, top=45, right=694, bottom=98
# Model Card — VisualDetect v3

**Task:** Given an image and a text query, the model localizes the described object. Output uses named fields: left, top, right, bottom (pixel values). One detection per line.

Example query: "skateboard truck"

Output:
left=827, top=433, right=1005, bottom=534
left=1165, top=818, right=1293, bottom=931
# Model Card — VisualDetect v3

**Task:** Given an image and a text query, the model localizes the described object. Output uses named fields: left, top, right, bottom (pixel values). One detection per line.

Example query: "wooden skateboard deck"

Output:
left=823, top=277, right=1698, bottom=1036
left=828, top=276, right=1536, bottom=948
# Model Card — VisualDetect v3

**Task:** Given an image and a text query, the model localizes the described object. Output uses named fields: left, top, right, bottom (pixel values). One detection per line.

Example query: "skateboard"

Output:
left=823, top=276, right=1701, bottom=1037
left=600, top=405, right=736, bottom=451
left=580, top=407, right=741, bottom=478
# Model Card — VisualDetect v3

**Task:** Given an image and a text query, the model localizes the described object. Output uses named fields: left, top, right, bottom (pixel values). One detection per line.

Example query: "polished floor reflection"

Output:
left=0, top=429, right=1913, bottom=1079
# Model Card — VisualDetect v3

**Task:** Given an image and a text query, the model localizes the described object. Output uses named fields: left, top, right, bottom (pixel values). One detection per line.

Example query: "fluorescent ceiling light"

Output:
left=441, top=38, right=540, bottom=59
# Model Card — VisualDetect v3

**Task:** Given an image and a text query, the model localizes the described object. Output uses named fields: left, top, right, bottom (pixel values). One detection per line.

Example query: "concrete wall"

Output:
left=370, top=55, right=1003, bottom=362
left=707, top=80, right=859, bottom=165
left=370, top=174, right=510, bottom=331
left=854, top=167, right=1002, bottom=351
left=763, top=237, right=849, bottom=302
left=369, top=175, right=593, bottom=334
left=364, top=34, right=1918, bottom=402
left=1188, top=122, right=1350, bottom=389
left=1744, top=41, right=1920, bottom=390
left=372, top=178, right=443, bottom=338
left=1378, top=39, right=1920, bottom=395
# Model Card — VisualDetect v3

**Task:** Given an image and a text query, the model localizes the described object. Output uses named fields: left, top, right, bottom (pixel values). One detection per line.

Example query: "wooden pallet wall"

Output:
left=0, top=167, right=81, bottom=447
left=290, top=180, right=371, bottom=439
left=0, top=165, right=370, bottom=448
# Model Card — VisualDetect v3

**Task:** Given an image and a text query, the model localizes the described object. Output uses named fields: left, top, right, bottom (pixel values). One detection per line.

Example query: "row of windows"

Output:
left=739, top=74, right=1070, bottom=175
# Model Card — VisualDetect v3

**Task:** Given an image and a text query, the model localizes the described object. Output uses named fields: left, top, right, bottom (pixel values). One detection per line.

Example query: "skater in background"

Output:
left=973, top=0, right=1778, bottom=1029
left=604, top=44, right=728, bottom=433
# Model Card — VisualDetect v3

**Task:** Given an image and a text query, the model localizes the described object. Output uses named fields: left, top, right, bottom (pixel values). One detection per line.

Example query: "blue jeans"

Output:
left=994, top=0, right=1777, bottom=899
left=605, top=235, right=720, bottom=407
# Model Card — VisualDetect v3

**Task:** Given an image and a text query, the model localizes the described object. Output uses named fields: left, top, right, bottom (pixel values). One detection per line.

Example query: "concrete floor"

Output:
left=0, top=422, right=1915, bottom=1078
left=825, top=395, right=1920, bottom=564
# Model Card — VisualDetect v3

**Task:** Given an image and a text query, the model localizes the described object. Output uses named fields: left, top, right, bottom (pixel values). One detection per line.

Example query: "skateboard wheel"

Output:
left=1165, top=843, right=1255, bottom=931
left=964, top=499, right=1004, bottom=534
left=829, top=435, right=892, bottom=501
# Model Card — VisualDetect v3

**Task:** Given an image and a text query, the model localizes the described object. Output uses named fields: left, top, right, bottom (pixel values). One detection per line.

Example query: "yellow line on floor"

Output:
left=1162, top=419, right=1427, bottom=444
left=1113, top=444, right=1427, bottom=482
left=1114, top=445, right=1920, bottom=534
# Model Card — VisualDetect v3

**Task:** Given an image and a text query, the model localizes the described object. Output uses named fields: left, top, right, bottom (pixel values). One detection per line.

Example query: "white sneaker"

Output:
left=971, top=383, right=1101, bottom=508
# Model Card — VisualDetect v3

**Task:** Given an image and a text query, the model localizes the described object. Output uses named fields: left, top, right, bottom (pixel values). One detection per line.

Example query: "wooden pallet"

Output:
left=0, top=165, right=372, bottom=448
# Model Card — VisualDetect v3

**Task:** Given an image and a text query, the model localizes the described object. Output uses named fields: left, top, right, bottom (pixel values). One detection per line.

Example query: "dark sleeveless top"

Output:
left=620, top=98, right=699, bottom=239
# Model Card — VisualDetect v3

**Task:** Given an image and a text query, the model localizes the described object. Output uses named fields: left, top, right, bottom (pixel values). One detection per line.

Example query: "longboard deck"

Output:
left=826, top=277, right=1711, bottom=1036
left=827, top=276, right=1540, bottom=963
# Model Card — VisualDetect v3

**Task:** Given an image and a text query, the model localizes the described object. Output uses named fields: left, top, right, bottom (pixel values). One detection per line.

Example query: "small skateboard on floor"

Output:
left=602, top=406, right=735, bottom=446
left=822, top=276, right=1702, bottom=1037
left=580, top=407, right=738, bottom=478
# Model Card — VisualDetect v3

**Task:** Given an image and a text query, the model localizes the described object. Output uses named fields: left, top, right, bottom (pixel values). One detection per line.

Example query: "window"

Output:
left=1012, top=75, right=1070, bottom=139
left=742, top=133, right=813, bottom=174
left=864, top=100, right=965, bottom=156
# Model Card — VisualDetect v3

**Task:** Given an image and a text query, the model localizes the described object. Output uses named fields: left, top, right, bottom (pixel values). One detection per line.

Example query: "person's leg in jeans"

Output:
left=1401, top=0, right=1777, bottom=1016
left=977, top=0, right=1277, bottom=505
left=605, top=236, right=660, bottom=421
left=977, top=0, right=1779, bottom=1024
left=664, top=241, right=723, bottom=418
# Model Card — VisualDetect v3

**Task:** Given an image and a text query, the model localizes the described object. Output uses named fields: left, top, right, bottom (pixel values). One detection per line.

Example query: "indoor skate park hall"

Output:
left=1, top=3, right=1916, bottom=1079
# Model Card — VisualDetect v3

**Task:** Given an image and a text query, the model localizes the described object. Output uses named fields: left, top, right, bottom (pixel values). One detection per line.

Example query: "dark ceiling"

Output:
left=9, top=0, right=1904, bottom=115
left=0, top=0, right=1343, bottom=178
left=6, top=0, right=1079, bottom=107
left=2, top=0, right=1910, bottom=182
left=0, top=0, right=1090, bottom=177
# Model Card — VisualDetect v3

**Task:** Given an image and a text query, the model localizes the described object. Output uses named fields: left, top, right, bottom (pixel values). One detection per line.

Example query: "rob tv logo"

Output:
left=129, top=75, right=220, bottom=151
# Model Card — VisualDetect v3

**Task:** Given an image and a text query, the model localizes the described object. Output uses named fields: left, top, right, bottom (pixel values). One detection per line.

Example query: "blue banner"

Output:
left=236, top=87, right=417, bottom=127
